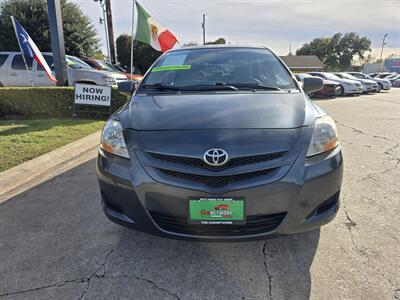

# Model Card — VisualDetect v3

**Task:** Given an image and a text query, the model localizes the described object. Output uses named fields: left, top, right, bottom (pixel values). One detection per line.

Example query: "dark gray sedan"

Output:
left=97, top=46, right=343, bottom=241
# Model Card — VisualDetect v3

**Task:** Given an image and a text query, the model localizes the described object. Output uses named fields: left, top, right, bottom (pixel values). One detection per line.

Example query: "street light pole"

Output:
left=201, top=13, right=206, bottom=45
left=130, top=0, right=136, bottom=80
left=94, top=0, right=111, bottom=62
left=379, top=33, right=388, bottom=72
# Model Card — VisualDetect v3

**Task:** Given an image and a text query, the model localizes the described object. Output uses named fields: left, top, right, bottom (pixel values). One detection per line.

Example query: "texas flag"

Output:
left=11, top=16, right=57, bottom=82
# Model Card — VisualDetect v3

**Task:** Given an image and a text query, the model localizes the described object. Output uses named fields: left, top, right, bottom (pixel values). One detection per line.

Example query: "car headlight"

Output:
left=102, top=76, right=116, bottom=85
left=306, top=115, right=339, bottom=157
left=100, top=120, right=129, bottom=158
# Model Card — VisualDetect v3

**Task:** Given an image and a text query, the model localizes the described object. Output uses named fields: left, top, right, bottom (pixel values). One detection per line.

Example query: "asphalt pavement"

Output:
left=0, top=89, right=399, bottom=300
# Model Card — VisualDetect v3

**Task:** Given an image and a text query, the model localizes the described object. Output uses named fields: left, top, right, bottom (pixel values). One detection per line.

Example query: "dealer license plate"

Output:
left=188, top=197, right=245, bottom=225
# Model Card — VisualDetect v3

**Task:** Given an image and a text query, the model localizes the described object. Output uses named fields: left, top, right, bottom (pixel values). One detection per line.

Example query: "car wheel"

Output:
left=377, top=83, right=383, bottom=93
left=339, top=85, right=345, bottom=96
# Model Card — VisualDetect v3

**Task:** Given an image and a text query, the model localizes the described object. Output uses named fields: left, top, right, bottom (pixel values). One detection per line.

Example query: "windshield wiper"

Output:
left=216, top=82, right=283, bottom=92
left=143, top=83, right=239, bottom=92
left=142, top=83, right=182, bottom=91
left=180, top=84, right=239, bottom=91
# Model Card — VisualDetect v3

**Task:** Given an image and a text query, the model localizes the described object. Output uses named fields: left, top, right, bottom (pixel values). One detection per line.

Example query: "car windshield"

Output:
left=323, top=73, right=341, bottom=80
left=96, top=60, right=119, bottom=72
left=66, top=56, right=93, bottom=70
left=350, top=73, right=365, bottom=79
left=341, top=73, right=358, bottom=80
left=139, top=48, right=297, bottom=93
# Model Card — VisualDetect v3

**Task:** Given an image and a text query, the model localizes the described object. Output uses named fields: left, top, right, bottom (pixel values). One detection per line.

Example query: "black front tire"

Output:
left=339, top=85, right=345, bottom=96
left=377, top=83, right=383, bottom=93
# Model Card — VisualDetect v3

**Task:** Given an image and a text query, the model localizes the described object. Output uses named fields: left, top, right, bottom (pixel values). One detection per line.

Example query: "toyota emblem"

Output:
left=203, top=149, right=229, bottom=166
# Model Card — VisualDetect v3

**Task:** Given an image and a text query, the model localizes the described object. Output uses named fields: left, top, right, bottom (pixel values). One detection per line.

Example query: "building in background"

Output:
left=363, top=57, right=400, bottom=73
left=279, top=55, right=324, bottom=73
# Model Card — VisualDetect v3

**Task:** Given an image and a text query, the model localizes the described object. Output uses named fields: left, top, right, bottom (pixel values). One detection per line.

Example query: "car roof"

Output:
left=169, top=45, right=270, bottom=52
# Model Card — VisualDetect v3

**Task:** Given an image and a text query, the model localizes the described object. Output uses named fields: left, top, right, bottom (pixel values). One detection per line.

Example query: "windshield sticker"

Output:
left=161, top=53, right=188, bottom=66
left=66, top=58, right=75, bottom=65
left=151, top=65, right=191, bottom=72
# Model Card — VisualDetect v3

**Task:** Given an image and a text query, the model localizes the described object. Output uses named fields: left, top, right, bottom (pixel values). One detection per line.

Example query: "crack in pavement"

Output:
left=0, top=247, right=116, bottom=299
left=335, top=121, right=399, bottom=144
left=341, top=202, right=398, bottom=297
left=101, top=274, right=181, bottom=300
left=262, top=241, right=273, bottom=300
left=79, top=247, right=115, bottom=300
left=0, top=278, right=87, bottom=298
left=0, top=246, right=181, bottom=300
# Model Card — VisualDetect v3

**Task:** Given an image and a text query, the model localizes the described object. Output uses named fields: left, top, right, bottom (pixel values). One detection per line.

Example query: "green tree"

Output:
left=0, top=0, right=100, bottom=57
left=116, top=34, right=162, bottom=74
left=296, top=32, right=371, bottom=70
left=206, top=38, right=226, bottom=45
left=182, top=41, right=198, bottom=47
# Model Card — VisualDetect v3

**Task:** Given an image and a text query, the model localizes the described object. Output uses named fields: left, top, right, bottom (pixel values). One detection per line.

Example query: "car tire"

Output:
left=377, top=83, right=383, bottom=93
left=339, top=85, right=345, bottom=96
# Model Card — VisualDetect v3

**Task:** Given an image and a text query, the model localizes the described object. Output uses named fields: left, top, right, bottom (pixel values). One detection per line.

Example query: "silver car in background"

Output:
left=334, top=72, right=377, bottom=93
left=0, top=52, right=127, bottom=87
left=308, top=72, right=362, bottom=95
left=347, top=72, right=391, bottom=92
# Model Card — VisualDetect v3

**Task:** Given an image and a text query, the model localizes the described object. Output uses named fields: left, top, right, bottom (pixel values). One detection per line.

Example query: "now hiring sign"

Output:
left=74, top=84, right=112, bottom=107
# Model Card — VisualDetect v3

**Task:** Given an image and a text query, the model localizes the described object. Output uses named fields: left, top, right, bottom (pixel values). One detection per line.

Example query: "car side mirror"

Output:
left=303, top=77, right=323, bottom=93
left=117, top=80, right=139, bottom=96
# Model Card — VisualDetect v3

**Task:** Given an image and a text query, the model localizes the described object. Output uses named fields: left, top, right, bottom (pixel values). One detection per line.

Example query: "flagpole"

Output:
left=130, top=0, right=136, bottom=80
left=10, top=16, right=34, bottom=86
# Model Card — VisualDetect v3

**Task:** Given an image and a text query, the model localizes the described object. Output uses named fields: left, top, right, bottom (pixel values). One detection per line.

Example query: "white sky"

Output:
left=2, top=0, right=399, bottom=57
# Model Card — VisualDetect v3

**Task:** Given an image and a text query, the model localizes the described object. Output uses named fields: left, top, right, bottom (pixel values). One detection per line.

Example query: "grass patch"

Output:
left=0, top=118, right=104, bottom=172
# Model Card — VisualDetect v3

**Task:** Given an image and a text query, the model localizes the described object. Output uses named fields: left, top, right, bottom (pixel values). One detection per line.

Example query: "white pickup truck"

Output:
left=0, top=52, right=127, bottom=87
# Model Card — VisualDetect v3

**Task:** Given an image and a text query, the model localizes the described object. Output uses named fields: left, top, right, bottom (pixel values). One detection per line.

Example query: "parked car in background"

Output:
left=0, top=52, right=127, bottom=87
left=347, top=72, right=391, bottom=92
left=81, top=58, right=143, bottom=81
left=113, top=64, right=144, bottom=81
left=392, top=78, right=400, bottom=87
left=296, top=73, right=340, bottom=98
left=384, top=74, right=400, bottom=85
left=334, top=72, right=378, bottom=93
left=308, top=72, right=362, bottom=95
left=373, top=72, right=397, bottom=79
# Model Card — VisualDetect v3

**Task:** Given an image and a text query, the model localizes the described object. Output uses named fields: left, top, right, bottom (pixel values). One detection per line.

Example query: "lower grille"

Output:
left=150, top=212, right=286, bottom=236
left=157, top=168, right=277, bottom=188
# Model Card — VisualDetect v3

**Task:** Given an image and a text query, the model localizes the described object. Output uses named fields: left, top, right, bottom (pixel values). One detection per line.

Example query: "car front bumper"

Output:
left=97, top=144, right=343, bottom=242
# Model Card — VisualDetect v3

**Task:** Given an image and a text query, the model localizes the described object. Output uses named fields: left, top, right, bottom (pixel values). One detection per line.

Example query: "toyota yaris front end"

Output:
left=97, top=46, right=343, bottom=241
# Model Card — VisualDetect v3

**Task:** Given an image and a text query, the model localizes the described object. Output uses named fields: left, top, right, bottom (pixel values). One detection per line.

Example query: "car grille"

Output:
left=138, top=148, right=295, bottom=191
left=150, top=211, right=287, bottom=236
left=157, top=168, right=277, bottom=188
left=149, top=151, right=285, bottom=170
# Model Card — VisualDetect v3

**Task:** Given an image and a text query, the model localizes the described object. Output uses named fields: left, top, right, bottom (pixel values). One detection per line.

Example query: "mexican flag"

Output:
left=135, top=2, right=178, bottom=52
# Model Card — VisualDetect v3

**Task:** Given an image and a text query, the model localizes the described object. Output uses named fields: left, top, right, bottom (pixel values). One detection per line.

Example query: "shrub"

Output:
left=0, top=87, right=129, bottom=117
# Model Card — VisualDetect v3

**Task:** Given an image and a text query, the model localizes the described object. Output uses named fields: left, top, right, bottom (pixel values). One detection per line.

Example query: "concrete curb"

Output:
left=0, top=130, right=101, bottom=204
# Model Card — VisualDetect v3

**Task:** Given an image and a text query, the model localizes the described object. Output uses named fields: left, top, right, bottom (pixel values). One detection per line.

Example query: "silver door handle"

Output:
left=10, top=72, right=17, bottom=76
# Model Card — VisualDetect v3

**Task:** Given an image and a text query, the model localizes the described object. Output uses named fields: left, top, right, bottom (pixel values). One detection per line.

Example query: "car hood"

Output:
left=126, top=92, right=311, bottom=130
left=69, top=68, right=111, bottom=78
left=357, top=79, right=376, bottom=84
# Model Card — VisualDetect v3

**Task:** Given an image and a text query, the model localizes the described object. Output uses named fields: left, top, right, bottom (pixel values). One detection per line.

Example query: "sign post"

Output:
left=47, top=0, right=68, bottom=86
